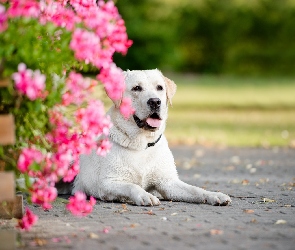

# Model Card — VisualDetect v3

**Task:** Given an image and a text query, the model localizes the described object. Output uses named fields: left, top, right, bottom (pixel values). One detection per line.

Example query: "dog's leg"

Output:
left=102, top=181, right=161, bottom=206
left=158, top=179, right=231, bottom=206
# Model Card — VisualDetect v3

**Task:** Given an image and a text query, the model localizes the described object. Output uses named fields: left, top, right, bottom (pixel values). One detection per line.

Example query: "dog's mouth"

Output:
left=133, top=113, right=162, bottom=131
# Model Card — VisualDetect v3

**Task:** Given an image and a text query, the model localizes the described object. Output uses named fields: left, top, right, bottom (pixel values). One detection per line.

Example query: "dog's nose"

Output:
left=147, top=98, right=161, bottom=111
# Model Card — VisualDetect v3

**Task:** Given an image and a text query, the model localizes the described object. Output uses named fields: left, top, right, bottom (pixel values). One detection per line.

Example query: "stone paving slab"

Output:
left=1, top=146, right=294, bottom=250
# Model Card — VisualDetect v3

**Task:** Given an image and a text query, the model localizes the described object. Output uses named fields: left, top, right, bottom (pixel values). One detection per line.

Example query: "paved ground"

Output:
left=1, top=146, right=295, bottom=250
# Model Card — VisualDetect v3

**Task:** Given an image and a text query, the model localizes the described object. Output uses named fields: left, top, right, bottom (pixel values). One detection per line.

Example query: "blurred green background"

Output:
left=112, top=0, right=295, bottom=147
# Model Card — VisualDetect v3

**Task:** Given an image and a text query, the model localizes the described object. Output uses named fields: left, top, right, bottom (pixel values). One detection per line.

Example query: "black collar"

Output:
left=147, top=134, right=162, bottom=149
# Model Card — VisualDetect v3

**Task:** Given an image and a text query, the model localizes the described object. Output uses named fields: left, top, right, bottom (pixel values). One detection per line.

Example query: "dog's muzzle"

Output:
left=133, top=112, right=162, bottom=131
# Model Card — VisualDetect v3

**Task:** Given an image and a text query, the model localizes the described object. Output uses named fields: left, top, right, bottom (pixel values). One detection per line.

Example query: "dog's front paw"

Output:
left=132, top=190, right=161, bottom=206
left=204, top=191, right=231, bottom=206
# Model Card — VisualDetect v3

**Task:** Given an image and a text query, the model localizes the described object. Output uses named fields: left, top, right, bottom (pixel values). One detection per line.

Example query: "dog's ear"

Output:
left=113, top=96, right=123, bottom=109
left=164, top=76, right=177, bottom=106
left=105, top=71, right=130, bottom=108
left=105, top=89, right=122, bottom=108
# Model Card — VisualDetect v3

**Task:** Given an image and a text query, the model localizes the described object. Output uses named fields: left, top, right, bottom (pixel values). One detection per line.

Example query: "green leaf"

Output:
left=24, top=174, right=32, bottom=189
left=30, top=162, right=41, bottom=172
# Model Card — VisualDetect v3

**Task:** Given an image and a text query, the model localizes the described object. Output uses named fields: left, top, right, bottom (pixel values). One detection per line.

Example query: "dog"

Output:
left=72, top=69, right=231, bottom=206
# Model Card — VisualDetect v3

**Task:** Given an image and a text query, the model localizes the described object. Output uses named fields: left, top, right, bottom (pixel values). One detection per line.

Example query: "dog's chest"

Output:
left=124, top=149, right=157, bottom=188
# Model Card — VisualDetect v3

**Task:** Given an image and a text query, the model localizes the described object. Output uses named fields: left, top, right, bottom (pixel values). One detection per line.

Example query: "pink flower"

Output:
left=70, top=0, right=96, bottom=9
left=70, top=29, right=100, bottom=64
left=62, top=161, right=79, bottom=182
left=12, top=63, right=46, bottom=101
left=108, top=19, right=133, bottom=55
left=62, top=71, right=92, bottom=106
left=0, top=4, right=8, bottom=32
left=97, top=63, right=125, bottom=101
left=17, top=208, right=38, bottom=231
left=17, top=147, right=44, bottom=173
left=7, top=0, right=40, bottom=18
left=73, top=1, right=113, bottom=37
left=31, top=179, right=57, bottom=210
left=70, top=28, right=114, bottom=68
left=49, top=8, right=77, bottom=31
left=95, top=1, right=132, bottom=54
left=96, top=138, right=112, bottom=156
left=66, top=191, right=96, bottom=217
left=40, top=1, right=79, bottom=31
left=68, top=1, right=132, bottom=68
left=75, top=100, right=111, bottom=136
left=47, top=101, right=112, bottom=183
left=120, top=98, right=135, bottom=119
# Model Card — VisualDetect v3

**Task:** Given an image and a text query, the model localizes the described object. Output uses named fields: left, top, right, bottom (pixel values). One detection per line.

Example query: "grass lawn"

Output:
left=164, top=73, right=295, bottom=147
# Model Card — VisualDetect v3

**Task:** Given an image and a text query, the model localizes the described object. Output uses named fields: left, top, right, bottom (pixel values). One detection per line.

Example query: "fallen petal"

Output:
left=275, top=220, right=287, bottom=225
left=210, top=229, right=223, bottom=235
left=89, top=233, right=99, bottom=239
left=243, top=209, right=255, bottom=214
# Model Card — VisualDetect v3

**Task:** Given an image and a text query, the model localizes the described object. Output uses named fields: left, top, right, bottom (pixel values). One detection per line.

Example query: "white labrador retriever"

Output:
left=73, top=69, right=231, bottom=206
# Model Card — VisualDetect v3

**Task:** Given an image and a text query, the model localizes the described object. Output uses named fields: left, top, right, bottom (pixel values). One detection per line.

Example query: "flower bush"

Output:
left=0, top=0, right=133, bottom=230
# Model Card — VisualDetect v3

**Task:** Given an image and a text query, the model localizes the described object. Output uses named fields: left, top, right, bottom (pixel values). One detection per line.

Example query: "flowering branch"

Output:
left=0, top=0, right=133, bottom=230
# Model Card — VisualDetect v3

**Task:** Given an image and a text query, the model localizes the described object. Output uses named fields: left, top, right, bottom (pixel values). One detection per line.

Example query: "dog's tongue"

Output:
left=146, top=118, right=161, bottom=128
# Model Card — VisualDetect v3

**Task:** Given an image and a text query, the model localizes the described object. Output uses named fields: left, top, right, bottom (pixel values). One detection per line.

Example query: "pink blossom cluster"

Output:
left=96, top=138, right=112, bottom=156
left=66, top=191, right=96, bottom=217
left=70, top=28, right=109, bottom=67
left=38, top=0, right=133, bottom=64
left=62, top=71, right=92, bottom=105
left=47, top=98, right=112, bottom=180
left=97, top=63, right=125, bottom=100
left=12, top=63, right=46, bottom=101
left=72, top=0, right=133, bottom=54
left=17, top=91, right=113, bottom=205
left=46, top=110, right=87, bottom=182
left=3, top=1, right=135, bottom=117
left=40, top=0, right=80, bottom=31
left=98, top=64, right=135, bottom=118
left=41, top=0, right=134, bottom=116
left=17, top=208, right=38, bottom=231
left=4, top=0, right=134, bottom=228
left=17, top=147, right=44, bottom=173
left=30, top=179, right=57, bottom=210
left=75, top=100, right=111, bottom=136
left=15, top=70, right=111, bottom=223
left=120, top=98, right=135, bottom=120
left=6, top=0, right=40, bottom=19
left=3, top=0, right=133, bottom=58
left=17, top=148, right=57, bottom=209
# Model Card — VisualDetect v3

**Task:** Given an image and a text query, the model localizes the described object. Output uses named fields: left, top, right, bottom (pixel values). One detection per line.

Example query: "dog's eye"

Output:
left=132, top=86, right=143, bottom=92
left=157, top=85, right=163, bottom=91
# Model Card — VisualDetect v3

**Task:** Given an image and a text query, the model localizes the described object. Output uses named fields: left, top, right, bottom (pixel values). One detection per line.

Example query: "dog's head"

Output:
left=115, top=69, right=176, bottom=132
